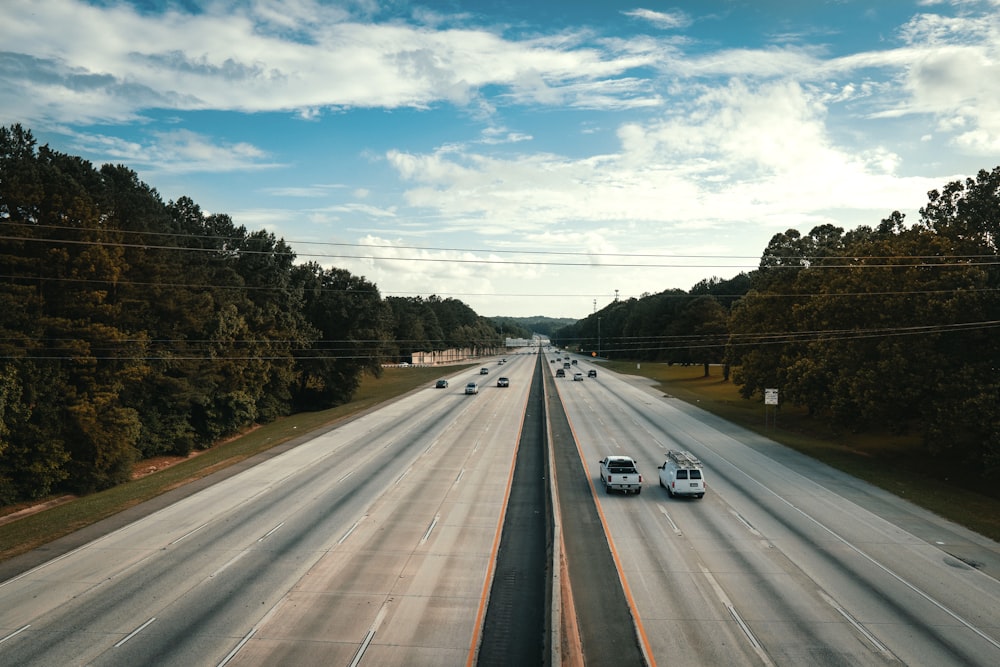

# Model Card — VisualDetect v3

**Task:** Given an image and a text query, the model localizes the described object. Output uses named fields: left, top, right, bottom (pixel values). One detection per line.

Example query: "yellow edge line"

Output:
left=465, top=365, right=534, bottom=667
left=563, top=398, right=658, bottom=667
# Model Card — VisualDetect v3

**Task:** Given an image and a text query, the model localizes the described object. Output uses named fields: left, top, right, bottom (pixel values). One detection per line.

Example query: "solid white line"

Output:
left=114, top=617, right=156, bottom=648
left=211, top=551, right=248, bottom=578
left=216, top=627, right=257, bottom=667
left=0, top=625, right=30, bottom=645
left=730, top=510, right=762, bottom=537
left=339, top=518, right=364, bottom=545
left=169, top=522, right=209, bottom=545
left=349, top=603, right=389, bottom=667
left=699, top=564, right=774, bottom=666
left=657, top=505, right=682, bottom=535
left=819, top=590, right=889, bottom=653
left=420, top=514, right=440, bottom=545
left=258, top=522, right=285, bottom=542
left=727, top=604, right=763, bottom=650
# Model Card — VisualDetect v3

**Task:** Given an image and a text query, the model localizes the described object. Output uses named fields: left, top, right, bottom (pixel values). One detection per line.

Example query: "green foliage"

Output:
left=556, top=276, right=750, bottom=363
left=728, top=167, right=1000, bottom=476
left=0, top=124, right=504, bottom=504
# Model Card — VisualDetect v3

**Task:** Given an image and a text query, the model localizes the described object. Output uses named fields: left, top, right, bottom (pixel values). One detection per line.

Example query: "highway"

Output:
left=3, top=350, right=1000, bottom=666
left=550, top=352, right=1000, bottom=667
left=0, top=356, right=533, bottom=666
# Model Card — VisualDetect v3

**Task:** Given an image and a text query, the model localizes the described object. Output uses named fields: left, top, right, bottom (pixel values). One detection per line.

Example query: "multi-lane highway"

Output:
left=0, top=356, right=533, bottom=666
left=550, top=353, right=1000, bottom=666
left=3, top=349, right=1000, bottom=666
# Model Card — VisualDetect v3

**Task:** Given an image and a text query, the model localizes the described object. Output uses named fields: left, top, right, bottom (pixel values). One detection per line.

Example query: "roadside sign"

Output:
left=765, top=388, right=779, bottom=405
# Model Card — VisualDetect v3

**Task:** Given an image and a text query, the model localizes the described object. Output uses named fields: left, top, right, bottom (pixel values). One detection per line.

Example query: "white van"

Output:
left=658, top=450, right=705, bottom=498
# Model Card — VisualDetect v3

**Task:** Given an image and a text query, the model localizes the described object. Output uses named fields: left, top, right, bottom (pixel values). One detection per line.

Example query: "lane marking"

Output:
left=711, top=452, right=1000, bottom=654
left=349, top=602, right=389, bottom=667
left=466, top=365, right=532, bottom=667
left=211, top=551, right=248, bottom=578
left=420, top=514, right=440, bottom=545
left=563, top=407, right=657, bottom=667
left=169, top=522, right=209, bottom=546
left=337, top=470, right=355, bottom=483
left=818, top=590, right=890, bottom=653
left=730, top=510, right=762, bottom=537
left=658, top=505, right=682, bottom=536
left=258, top=522, right=285, bottom=542
left=0, top=625, right=30, bottom=645
left=699, top=564, right=774, bottom=666
left=727, top=604, right=763, bottom=651
left=454, top=468, right=465, bottom=485
left=114, top=617, right=156, bottom=648
left=338, top=516, right=366, bottom=545
left=217, top=627, right=257, bottom=667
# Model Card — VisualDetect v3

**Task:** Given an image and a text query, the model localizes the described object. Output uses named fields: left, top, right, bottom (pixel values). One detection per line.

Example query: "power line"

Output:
left=3, top=227, right=998, bottom=269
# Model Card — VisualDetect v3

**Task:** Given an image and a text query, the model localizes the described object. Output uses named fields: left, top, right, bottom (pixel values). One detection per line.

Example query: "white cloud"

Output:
left=68, top=128, right=283, bottom=174
left=622, top=8, right=691, bottom=31
left=0, top=0, right=663, bottom=126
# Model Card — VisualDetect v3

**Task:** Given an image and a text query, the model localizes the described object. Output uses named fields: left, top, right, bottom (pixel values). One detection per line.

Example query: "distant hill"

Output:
left=491, top=315, right=578, bottom=338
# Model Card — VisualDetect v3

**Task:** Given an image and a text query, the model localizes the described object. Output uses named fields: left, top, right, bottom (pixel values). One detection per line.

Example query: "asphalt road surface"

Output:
left=4, top=350, right=1000, bottom=666
left=0, top=355, right=535, bottom=666
left=549, top=351, right=1000, bottom=667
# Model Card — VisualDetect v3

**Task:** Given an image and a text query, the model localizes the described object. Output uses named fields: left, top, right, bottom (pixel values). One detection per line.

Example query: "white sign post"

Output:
left=764, top=388, right=778, bottom=428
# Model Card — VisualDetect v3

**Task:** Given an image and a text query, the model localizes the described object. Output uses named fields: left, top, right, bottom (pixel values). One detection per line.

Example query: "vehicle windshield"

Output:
left=690, top=470, right=702, bottom=479
left=677, top=470, right=688, bottom=479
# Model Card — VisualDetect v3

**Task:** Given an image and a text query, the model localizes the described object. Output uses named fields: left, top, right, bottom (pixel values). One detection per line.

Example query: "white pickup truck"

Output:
left=599, top=456, right=642, bottom=495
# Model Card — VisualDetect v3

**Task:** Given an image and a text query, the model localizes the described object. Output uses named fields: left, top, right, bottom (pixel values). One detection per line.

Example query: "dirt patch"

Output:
left=131, top=452, right=204, bottom=480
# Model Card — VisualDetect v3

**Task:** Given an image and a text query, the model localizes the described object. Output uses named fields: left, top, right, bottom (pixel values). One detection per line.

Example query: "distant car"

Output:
left=571, top=359, right=578, bottom=365
left=588, top=369, right=597, bottom=378
left=563, top=362, right=571, bottom=369
left=497, top=377, right=510, bottom=387
left=549, top=359, right=555, bottom=363
left=556, top=369, right=566, bottom=378
left=435, top=379, right=449, bottom=388
left=573, top=372, right=584, bottom=381
left=465, top=382, right=479, bottom=395
left=480, top=367, right=489, bottom=375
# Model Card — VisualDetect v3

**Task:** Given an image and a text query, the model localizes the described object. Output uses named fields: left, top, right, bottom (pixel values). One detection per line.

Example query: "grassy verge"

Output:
left=0, top=365, right=467, bottom=563
left=600, top=360, right=1000, bottom=542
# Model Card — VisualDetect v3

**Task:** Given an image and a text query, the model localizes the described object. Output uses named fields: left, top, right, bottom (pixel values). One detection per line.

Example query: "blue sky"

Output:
left=3, top=0, right=999, bottom=319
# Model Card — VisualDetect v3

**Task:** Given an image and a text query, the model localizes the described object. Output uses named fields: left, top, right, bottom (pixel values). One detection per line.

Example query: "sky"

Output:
left=3, top=0, right=999, bottom=319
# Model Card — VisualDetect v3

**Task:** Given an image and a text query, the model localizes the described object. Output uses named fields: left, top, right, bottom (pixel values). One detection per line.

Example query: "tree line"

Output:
left=556, top=167, right=1000, bottom=478
left=0, top=125, right=504, bottom=504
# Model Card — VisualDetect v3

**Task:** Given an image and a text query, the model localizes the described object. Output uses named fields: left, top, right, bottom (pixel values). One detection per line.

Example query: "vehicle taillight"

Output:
left=638, top=475, right=643, bottom=483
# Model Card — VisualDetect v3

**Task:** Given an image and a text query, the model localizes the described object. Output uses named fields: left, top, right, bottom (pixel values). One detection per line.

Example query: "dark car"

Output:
left=588, top=369, right=597, bottom=378
left=556, top=368, right=566, bottom=378
left=435, top=379, right=449, bottom=388
left=497, top=377, right=510, bottom=387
